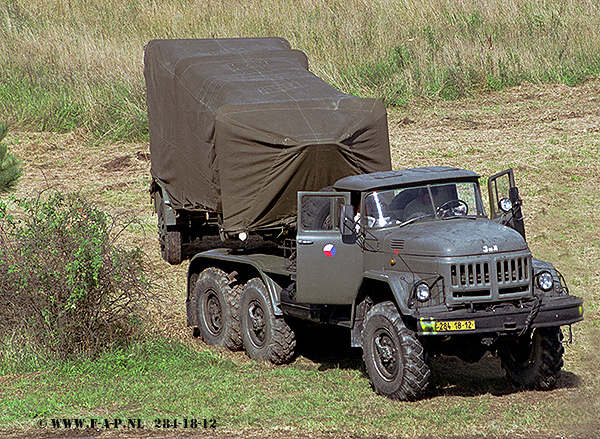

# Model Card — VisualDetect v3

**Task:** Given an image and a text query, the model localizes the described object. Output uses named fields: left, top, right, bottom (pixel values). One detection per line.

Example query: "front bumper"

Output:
left=416, top=295, right=584, bottom=336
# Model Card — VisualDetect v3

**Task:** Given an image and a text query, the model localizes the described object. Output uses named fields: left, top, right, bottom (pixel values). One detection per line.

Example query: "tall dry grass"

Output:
left=1, top=0, right=599, bottom=139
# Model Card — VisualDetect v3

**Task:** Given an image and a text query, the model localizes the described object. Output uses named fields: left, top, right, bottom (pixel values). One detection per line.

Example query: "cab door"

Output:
left=295, top=192, right=363, bottom=304
left=488, top=168, right=526, bottom=239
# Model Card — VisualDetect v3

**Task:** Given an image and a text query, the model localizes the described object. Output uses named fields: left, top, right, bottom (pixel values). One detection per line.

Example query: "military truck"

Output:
left=144, top=38, right=584, bottom=400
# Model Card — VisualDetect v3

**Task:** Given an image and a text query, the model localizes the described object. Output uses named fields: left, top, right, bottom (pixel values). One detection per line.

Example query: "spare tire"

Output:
left=300, top=186, right=335, bottom=230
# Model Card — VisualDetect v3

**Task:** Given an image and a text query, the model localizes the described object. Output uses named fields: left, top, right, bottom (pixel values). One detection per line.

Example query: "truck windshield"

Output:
left=363, top=182, right=486, bottom=228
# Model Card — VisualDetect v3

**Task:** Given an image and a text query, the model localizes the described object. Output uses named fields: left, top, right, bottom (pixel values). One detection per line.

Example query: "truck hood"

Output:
left=385, top=218, right=528, bottom=257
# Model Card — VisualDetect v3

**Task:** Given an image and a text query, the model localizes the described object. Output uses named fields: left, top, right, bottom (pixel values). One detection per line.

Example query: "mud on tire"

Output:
left=194, top=267, right=242, bottom=351
left=362, top=301, right=429, bottom=400
left=240, top=278, right=296, bottom=364
left=498, top=327, right=564, bottom=390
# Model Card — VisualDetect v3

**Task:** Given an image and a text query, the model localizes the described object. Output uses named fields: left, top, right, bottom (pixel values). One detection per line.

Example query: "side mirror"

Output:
left=340, top=204, right=355, bottom=237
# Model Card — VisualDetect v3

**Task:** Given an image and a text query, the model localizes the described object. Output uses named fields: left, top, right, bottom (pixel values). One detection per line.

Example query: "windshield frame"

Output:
left=361, top=181, right=487, bottom=229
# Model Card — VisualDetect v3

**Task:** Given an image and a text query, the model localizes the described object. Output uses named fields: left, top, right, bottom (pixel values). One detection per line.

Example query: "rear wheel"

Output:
left=155, top=190, right=182, bottom=265
left=240, top=278, right=295, bottom=364
left=498, top=327, right=564, bottom=390
left=194, top=268, right=242, bottom=351
left=362, top=302, right=429, bottom=400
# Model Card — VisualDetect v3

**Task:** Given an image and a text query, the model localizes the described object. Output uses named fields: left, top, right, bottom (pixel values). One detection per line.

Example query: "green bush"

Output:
left=0, top=192, right=151, bottom=360
left=0, top=123, right=22, bottom=194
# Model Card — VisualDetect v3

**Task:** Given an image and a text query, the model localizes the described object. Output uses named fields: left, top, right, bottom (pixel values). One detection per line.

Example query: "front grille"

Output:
left=452, top=289, right=491, bottom=298
left=449, top=255, right=531, bottom=302
left=497, top=257, right=529, bottom=284
left=451, top=262, right=490, bottom=287
left=499, top=285, right=530, bottom=295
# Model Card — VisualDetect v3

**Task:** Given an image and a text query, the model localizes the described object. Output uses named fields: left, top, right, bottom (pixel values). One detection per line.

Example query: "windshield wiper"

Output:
left=441, top=215, right=477, bottom=221
left=399, top=214, right=431, bottom=228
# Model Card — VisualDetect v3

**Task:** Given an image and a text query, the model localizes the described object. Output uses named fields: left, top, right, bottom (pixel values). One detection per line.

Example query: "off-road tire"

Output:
left=194, top=267, right=242, bottom=351
left=240, top=278, right=296, bottom=364
left=498, top=327, right=564, bottom=390
left=362, top=301, right=429, bottom=400
left=162, top=230, right=182, bottom=265
left=155, top=190, right=182, bottom=265
left=301, top=186, right=334, bottom=230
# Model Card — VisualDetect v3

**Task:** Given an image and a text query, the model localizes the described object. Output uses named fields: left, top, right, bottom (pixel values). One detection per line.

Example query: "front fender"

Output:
left=361, top=270, right=422, bottom=316
left=350, top=270, right=421, bottom=348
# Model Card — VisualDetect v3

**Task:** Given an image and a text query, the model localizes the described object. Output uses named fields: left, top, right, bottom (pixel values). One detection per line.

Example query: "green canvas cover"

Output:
left=144, top=38, right=391, bottom=234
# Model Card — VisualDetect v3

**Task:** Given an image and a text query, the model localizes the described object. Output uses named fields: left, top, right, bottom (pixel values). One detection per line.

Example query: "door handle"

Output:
left=297, top=239, right=314, bottom=245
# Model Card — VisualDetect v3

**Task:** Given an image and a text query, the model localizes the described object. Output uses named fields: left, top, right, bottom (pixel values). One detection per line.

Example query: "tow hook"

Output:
left=566, top=325, right=573, bottom=345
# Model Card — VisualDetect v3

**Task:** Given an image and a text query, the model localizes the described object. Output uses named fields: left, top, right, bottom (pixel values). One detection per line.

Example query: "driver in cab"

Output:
left=403, top=186, right=439, bottom=220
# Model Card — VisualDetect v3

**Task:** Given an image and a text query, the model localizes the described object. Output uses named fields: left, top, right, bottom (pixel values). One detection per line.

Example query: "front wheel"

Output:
left=240, top=278, right=296, bottom=365
left=362, top=302, right=430, bottom=400
left=498, top=327, right=564, bottom=390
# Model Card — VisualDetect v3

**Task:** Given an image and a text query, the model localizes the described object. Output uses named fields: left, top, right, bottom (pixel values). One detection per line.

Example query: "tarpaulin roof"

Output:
left=144, top=37, right=391, bottom=234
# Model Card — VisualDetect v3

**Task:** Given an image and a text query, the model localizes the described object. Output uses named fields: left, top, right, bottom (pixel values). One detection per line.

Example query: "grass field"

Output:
left=1, top=80, right=599, bottom=438
left=1, top=0, right=600, bottom=139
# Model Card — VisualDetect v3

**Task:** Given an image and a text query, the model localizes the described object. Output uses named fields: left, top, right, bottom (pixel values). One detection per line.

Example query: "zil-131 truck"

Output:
left=144, top=37, right=583, bottom=400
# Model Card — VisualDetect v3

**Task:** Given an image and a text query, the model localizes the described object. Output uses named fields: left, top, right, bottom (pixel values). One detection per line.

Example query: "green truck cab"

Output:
left=186, top=166, right=583, bottom=400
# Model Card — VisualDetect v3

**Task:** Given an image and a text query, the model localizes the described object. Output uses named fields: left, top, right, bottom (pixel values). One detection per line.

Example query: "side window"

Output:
left=300, top=195, right=344, bottom=231
left=488, top=171, right=514, bottom=219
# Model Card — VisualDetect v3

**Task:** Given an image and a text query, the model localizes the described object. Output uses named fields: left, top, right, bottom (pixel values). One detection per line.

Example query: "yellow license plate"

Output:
left=434, top=320, right=476, bottom=332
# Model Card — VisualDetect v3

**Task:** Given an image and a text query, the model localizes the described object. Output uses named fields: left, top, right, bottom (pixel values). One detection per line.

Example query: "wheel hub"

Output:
left=206, top=293, right=223, bottom=334
left=374, top=330, right=399, bottom=379
left=248, top=301, right=266, bottom=345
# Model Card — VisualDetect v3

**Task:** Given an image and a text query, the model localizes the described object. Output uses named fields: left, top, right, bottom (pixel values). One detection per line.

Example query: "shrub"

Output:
left=0, top=192, right=151, bottom=360
left=0, top=123, right=22, bottom=194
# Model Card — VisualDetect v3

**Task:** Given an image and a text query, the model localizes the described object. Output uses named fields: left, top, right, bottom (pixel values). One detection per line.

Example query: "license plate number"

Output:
left=435, top=320, right=476, bottom=332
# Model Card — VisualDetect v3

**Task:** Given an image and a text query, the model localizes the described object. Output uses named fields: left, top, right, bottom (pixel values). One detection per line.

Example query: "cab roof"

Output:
left=333, top=166, right=480, bottom=192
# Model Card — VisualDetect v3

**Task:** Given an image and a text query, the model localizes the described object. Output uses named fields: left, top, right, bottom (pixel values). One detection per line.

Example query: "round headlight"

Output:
left=499, top=198, right=513, bottom=212
left=415, top=282, right=430, bottom=302
left=537, top=271, right=554, bottom=291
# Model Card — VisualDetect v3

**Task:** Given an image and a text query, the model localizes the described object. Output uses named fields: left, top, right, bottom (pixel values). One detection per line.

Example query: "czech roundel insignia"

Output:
left=323, top=243, right=336, bottom=257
